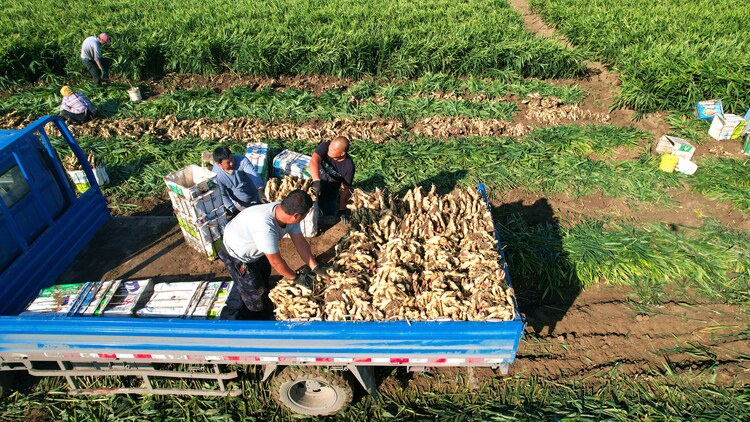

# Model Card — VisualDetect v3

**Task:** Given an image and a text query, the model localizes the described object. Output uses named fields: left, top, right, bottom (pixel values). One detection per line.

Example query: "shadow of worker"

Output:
left=493, top=197, right=581, bottom=336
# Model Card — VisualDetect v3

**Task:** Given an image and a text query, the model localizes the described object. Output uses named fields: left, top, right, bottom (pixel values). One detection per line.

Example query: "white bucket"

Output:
left=127, top=86, right=142, bottom=102
left=675, top=158, right=698, bottom=175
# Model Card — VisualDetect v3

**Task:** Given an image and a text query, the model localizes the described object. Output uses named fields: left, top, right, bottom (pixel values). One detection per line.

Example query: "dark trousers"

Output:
left=82, top=58, right=109, bottom=85
left=218, top=244, right=272, bottom=316
left=319, top=181, right=344, bottom=216
left=61, top=109, right=94, bottom=125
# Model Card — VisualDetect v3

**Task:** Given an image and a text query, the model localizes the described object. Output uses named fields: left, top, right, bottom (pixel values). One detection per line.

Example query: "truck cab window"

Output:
left=0, top=166, right=30, bottom=209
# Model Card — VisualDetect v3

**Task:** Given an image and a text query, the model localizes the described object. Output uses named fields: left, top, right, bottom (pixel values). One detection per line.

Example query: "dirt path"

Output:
left=508, top=0, right=671, bottom=139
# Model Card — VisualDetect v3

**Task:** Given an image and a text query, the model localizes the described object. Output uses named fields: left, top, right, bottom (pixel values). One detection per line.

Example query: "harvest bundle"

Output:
left=270, top=186, right=515, bottom=322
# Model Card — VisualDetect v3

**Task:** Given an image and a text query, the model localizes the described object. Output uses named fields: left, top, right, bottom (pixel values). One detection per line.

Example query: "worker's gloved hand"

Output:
left=337, top=209, right=351, bottom=225
left=310, top=180, right=322, bottom=197
left=311, top=265, right=330, bottom=280
left=257, top=187, right=269, bottom=204
left=293, top=272, right=312, bottom=289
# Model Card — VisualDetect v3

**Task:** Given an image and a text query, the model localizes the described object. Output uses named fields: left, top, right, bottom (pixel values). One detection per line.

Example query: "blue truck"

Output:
left=0, top=116, right=524, bottom=416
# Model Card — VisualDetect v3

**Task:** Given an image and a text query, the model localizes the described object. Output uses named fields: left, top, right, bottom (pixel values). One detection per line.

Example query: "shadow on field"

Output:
left=493, top=198, right=581, bottom=336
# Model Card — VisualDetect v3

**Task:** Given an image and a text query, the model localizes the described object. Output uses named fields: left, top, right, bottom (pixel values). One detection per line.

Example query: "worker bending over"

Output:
left=80, top=33, right=111, bottom=85
left=59, top=86, right=97, bottom=124
left=218, top=190, right=328, bottom=319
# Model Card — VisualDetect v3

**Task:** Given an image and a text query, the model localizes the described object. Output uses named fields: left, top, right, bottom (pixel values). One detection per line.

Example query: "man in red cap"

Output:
left=80, top=33, right=111, bottom=85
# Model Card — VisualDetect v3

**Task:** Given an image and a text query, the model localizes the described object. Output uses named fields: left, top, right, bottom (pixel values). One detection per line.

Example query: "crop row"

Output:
left=0, top=73, right=583, bottom=123
left=0, top=0, right=587, bottom=85
left=61, top=124, right=750, bottom=216
left=530, top=0, right=750, bottom=113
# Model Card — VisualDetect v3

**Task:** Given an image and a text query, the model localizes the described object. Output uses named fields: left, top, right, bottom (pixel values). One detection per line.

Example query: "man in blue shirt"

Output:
left=212, top=146, right=265, bottom=216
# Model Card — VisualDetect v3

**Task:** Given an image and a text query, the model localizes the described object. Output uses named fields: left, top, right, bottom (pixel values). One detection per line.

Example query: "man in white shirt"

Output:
left=218, top=190, right=328, bottom=319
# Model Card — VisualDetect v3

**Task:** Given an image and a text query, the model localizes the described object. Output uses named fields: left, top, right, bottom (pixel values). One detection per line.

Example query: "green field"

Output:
left=0, top=0, right=586, bottom=85
left=2, top=0, right=750, bottom=419
left=531, top=0, right=750, bottom=113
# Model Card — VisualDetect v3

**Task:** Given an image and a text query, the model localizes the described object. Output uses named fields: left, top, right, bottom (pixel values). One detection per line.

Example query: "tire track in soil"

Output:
left=392, top=286, right=750, bottom=394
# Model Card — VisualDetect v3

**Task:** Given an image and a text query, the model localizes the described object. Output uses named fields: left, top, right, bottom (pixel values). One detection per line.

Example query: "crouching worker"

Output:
left=218, top=190, right=329, bottom=319
left=212, top=146, right=265, bottom=217
left=60, top=86, right=97, bottom=124
left=308, top=136, right=355, bottom=224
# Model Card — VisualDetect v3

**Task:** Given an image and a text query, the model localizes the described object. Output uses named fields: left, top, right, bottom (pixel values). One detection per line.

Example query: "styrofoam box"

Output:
left=164, top=165, right=218, bottom=199
left=708, top=114, right=746, bottom=141
left=246, top=142, right=270, bottom=182
left=273, top=149, right=311, bottom=179
left=655, top=135, right=696, bottom=161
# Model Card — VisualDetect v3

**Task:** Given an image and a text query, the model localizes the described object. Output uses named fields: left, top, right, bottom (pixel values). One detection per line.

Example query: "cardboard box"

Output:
left=273, top=149, right=311, bottom=179
left=708, top=114, right=746, bottom=141
left=168, top=189, right=225, bottom=223
left=695, top=100, right=723, bottom=121
left=66, top=165, right=109, bottom=194
left=136, top=281, right=207, bottom=318
left=246, top=142, right=270, bottom=182
left=176, top=212, right=227, bottom=260
left=655, top=135, right=696, bottom=160
left=102, top=279, right=154, bottom=317
left=164, top=165, right=217, bottom=199
left=21, top=283, right=89, bottom=316
left=78, top=280, right=119, bottom=316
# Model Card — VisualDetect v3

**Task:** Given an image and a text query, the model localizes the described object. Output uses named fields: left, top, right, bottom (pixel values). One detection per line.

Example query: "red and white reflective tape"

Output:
left=29, top=352, right=507, bottom=365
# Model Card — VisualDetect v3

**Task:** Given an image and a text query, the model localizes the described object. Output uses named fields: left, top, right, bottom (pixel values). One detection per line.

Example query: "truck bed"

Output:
left=1, top=208, right=523, bottom=369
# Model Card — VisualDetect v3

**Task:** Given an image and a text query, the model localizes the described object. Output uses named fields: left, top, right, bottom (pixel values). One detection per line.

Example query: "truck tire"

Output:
left=270, top=367, right=353, bottom=416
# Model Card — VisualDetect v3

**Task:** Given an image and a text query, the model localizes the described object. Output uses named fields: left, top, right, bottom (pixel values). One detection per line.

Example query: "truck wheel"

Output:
left=271, top=367, right=353, bottom=416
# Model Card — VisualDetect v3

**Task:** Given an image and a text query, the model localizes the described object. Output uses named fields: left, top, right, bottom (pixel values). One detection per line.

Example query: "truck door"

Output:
left=0, top=134, right=69, bottom=260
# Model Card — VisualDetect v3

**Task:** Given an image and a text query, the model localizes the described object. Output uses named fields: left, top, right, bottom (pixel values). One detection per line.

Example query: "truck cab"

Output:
left=0, top=116, right=110, bottom=315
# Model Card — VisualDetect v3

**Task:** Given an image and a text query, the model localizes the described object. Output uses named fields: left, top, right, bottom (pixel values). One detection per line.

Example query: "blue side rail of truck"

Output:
left=0, top=117, right=524, bottom=416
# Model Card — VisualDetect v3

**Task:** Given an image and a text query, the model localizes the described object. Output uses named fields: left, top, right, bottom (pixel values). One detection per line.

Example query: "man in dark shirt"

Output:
left=308, top=136, right=355, bottom=224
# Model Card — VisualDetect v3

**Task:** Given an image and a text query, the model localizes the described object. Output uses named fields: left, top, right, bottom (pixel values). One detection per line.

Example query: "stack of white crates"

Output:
left=272, top=149, right=311, bottom=179
left=164, top=165, right=228, bottom=260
